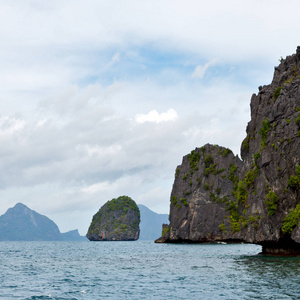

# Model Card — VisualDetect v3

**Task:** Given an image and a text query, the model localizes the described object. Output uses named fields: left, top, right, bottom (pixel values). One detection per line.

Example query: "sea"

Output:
left=0, top=241, right=299, bottom=300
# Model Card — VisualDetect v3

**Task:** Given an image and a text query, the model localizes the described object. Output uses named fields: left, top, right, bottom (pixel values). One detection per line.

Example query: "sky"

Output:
left=0, top=0, right=299, bottom=235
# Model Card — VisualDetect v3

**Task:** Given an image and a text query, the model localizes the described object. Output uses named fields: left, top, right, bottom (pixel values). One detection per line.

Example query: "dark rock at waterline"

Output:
left=86, top=196, right=140, bottom=241
left=156, top=47, right=300, bottom=255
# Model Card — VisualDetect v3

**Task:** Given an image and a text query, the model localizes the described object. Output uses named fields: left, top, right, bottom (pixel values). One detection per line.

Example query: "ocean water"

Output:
left=0, top=241, right=300, bottom=300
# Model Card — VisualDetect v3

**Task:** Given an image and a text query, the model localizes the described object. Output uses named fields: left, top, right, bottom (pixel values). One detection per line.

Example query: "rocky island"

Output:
left=156, top=47, right=300, bottom=255
left=86, top=196, right=140, bottom=241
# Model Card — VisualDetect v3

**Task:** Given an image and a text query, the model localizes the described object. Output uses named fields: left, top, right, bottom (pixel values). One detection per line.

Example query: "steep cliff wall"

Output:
left=156, top=47, right=300, bottom=254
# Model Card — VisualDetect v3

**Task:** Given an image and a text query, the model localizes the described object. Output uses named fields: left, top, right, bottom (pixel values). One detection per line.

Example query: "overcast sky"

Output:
left=0, top=1, right=299, bottom=235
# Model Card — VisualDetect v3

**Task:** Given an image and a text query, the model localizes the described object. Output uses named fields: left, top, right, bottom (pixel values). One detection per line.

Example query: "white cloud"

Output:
left=0, top=0, right=299, bottom=234
left=191, top=60, right=217, bottom=79
left=135, top=109, right=178, bottom=124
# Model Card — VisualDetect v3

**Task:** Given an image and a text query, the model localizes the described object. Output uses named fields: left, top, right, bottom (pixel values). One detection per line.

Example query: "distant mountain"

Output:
left=0, top=203, right=86, bottom=241
left=138, top=204, right=169, bottom=240
left=61, top=229, right=86, bottom=241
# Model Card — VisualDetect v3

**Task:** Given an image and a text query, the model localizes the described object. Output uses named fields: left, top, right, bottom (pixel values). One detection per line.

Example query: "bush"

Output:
left=273, top=86, right=282, bottom=101
left=188, top=150, right=201, bottom=171
left=265, top=190, right=279, bottom=216
left=282, top=204, right=300, bottom=234
left=288, top=165, right=300, bottom=189
left=259, top=118, right=271, bottom=149
left=180, top=198, right=188, bottom=206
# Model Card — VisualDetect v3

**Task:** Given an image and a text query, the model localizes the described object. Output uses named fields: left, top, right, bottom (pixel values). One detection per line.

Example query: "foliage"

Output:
left=219, top=148, right=232, bottom=157
left=234, top=180, right=248, bottom=204
left=187, top=150, right=201, bottom=171
left=288, top=175, right=300, bottom=188
left=204, top=163, right=217, bottom=177
left=87, top=195, right=140, bottom=239
left=180, top=198, right=188, bottom=207
left=204, top=154, right=214, bottom=168
left=162, top=225, right=170, bottom=236
left=258, top=118, right=271, bottom=149
left=273, top=86, right=282, bottom=102
left=219, top=222, right=226, bottom=233
left=282, top=204, right=300, bottom=234
left=204, top=183, right=210, bottom=190
left=228, top=164, right=238, bottom=183
left=106, top=196, right=139, bottom=217
left=295, top=114, right=300, bottom=126
left=244, top=169, right=258, bottom=188
left=171, top=196, right=178, bottom=205
left=265, top=190, right=279, bottom=216
left=230, top=215, right=241, bottom=233
left=288, top=165, right=300, bottom=189
left=241, top=134, right=250, bottom=152
left=254, top=152, right=260, bottom=165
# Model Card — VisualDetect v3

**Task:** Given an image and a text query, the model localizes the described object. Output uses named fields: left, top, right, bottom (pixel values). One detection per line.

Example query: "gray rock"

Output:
left=86, top=196, right=140, bottom=241
left=156, top=47, right=300, bottom=255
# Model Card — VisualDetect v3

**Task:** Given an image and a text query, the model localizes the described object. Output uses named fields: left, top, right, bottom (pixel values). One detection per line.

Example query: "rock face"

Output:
left=0, top=203, right=85, bottom=241
left=156, top=47, right=300, bottom=255
left=86, top=196, right=140, bottom=241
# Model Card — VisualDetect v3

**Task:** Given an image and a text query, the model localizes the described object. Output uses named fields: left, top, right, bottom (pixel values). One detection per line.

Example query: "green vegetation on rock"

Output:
left=86, top=195, right=140, bottom=241
left=288, top=165, right=300, bottom=189
left=273, top=86, right=282, bottom=102
left=282, top=204, right=300, bottom=234
left=259, top=118, right=271, bottom=149
left=265, top=190, right=279, bottom=216
left=162, top=225, right=170, bottom=236
left=188, top=150, right=201, bottom=171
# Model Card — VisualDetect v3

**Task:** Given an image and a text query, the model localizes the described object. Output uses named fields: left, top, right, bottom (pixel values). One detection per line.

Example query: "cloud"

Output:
left=191, top=60, right=217, bottom=79
left=135, top=109, right=178, bottom=124
left=0, top=0, right=299, bottom=235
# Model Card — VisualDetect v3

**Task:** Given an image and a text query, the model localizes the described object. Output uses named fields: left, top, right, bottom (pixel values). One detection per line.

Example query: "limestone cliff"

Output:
left=156, top=47, right=300, bottom=254
left=86, top=196, right=140, bottom=241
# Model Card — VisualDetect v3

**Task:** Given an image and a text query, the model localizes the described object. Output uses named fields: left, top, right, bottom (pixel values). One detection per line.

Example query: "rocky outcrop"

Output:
left=156, top=47, right=300, bottom=255
left=86, top=196, right=140, bottom=241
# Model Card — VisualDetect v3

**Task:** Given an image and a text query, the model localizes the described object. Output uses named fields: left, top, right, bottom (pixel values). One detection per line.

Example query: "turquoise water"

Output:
left=0, top=241, right=299, bottom=299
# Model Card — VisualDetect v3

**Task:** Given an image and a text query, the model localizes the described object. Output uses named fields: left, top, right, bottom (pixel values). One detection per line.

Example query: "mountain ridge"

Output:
left=138, top=204, right=169, bottom=240
left=0, top=203, right=86, bottom=241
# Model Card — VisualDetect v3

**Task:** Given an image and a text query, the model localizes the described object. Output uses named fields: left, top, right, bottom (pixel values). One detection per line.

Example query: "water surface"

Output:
left=0, top=241, right=299, bottom=299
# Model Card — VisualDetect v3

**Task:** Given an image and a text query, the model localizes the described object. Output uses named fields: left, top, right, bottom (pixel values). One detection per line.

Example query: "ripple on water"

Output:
left=1, top=242, right=300, bottom=299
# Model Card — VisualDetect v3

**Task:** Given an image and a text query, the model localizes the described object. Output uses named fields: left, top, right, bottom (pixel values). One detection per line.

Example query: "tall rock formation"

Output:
left=156, top=47, right=300, bottom=255
left=86, top=196, right=140, bottom=241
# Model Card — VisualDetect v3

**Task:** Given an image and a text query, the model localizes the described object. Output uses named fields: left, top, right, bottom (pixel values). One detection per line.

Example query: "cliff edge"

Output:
left=156, top=47, right=300, bottom=255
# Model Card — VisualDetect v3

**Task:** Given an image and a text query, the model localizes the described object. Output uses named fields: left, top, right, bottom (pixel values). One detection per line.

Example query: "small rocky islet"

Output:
left=156, top=47, right=300, bottom=255
left=86, top=196, right=140, bottom=241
